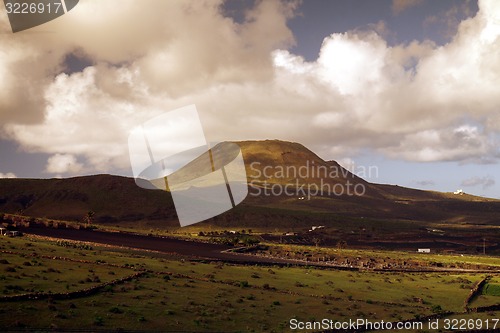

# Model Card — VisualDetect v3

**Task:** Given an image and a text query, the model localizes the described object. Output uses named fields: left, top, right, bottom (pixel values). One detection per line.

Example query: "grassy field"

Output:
left=1, top=235, right=499, bottom=332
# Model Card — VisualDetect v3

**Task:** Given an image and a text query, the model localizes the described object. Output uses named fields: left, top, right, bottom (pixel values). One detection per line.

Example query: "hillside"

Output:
left=1, top=140, right=499, bottom=229
left=0, top=175, right=177, bottom=224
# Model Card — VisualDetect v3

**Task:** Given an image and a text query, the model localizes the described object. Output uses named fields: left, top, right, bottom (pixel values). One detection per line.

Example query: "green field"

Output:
left=1, top=235, right=499, bottom=332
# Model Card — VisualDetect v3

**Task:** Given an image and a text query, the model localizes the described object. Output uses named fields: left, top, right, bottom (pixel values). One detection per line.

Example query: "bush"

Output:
left=94, top=316, right=104, bottom=326
left=109, top=306, right=123, bottom=314
left=431, top=304, right=443, bottom=314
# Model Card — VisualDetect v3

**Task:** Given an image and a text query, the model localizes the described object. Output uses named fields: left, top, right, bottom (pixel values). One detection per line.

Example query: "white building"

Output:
left=417, top=248, right=431, bottom=253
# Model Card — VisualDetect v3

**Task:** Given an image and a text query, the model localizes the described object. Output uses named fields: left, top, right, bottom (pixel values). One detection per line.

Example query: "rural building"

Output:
left=0, top=227, right=6, bottom=235
left=417, top=248, right=431, bottom=253
left=454, top=189, right=464, bottom=195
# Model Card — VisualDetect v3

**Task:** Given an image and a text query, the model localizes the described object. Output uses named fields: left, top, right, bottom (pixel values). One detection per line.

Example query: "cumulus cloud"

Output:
left=423, top=1, right=476, bottom=40
left=382, top=125, right=499, bottom=163
left=45, top=154, right=83, bottom=174
left=461, top=176, right=495, bottom=189
left=1, top=0, right=500, bottom=177
left=0, top=172, right=16, bottom=178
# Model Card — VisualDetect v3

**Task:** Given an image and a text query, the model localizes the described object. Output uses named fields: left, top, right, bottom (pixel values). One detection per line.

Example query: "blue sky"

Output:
left=0, top=0, right=499, bottom=199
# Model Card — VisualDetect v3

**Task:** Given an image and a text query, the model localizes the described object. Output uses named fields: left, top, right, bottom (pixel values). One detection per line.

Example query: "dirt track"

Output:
left=19, top=227, right=305, bottom=266
left=19, top=227, right=500, bottom=273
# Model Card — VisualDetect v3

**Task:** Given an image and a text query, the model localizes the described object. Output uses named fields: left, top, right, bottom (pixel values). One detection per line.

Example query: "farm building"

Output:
left=417, top=248, right=431, bottom=253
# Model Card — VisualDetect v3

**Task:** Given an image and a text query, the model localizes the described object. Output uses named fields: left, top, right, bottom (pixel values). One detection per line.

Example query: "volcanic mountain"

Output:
left=1, top=140, right=499, bottom=229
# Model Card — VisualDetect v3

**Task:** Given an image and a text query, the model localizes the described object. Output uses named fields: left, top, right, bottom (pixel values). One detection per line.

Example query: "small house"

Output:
left=417, top=248, right=430, bottom=253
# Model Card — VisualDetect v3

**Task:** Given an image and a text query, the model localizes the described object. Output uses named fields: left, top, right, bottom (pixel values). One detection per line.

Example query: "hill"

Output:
left=1, top=140, right=499, bottom=230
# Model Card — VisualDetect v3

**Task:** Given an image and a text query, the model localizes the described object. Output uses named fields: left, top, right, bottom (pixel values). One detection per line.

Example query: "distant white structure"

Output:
left=309, top=226, right=325, bottom=232
left=454, top=189, right=464, bottom=195
left=417, top=248, right=431, bottom=253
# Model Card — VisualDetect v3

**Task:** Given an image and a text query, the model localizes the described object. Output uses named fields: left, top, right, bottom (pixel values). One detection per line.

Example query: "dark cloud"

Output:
left=416, top=180, right=435, bottom=186
left=461, top=176, right=495, bottom=189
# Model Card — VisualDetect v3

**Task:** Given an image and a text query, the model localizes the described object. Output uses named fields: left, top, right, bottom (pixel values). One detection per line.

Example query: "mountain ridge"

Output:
left=0, top=140, right=499, bottom=227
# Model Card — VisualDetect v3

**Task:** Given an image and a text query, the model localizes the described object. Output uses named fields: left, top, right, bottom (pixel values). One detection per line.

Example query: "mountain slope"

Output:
left=0, top=140, right=499, bottom=227
left=0, top=174, right=176, bottom=223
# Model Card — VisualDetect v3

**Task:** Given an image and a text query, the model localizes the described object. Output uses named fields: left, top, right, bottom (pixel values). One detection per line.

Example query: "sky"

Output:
left=0, top=0, right=499, bottom=198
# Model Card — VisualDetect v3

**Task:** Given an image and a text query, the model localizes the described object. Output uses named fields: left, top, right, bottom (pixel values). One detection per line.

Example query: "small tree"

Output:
left=312, top=237, right=322, bottom=248
left=84, top=211, right=95, bottom=225
left=336, top=240, right=347, bottom=250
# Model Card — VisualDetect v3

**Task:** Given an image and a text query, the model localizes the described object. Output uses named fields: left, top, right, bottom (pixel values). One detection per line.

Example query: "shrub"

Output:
left=431, top=305, right=443, bottom=314
left=109, top=307, right=123, bottom=314
left=94, top=316, right=104, bottom=326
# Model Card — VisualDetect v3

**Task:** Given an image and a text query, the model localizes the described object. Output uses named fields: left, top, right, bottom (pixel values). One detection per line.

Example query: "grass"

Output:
left=484, top=284, right=500, bottom=296
left=1, top=235, right=500, bottom=331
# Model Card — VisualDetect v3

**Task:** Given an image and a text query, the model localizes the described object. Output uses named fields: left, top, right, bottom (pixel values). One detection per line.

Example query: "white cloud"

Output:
left=0, top=172, right=16, bottom=178
left=45, top=154, right=83, bottom=174
left=382, top=125, right=499, bottom=163
left=1, top=0, right=500, bottom=176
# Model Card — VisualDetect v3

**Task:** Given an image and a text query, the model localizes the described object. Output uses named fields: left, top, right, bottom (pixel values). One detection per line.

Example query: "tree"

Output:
left=312, top=237, right=322, bottom=248
left=84, top=211, right=95, bottom=225
left=336, top=240, right=347, bottom=250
